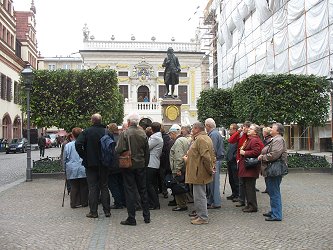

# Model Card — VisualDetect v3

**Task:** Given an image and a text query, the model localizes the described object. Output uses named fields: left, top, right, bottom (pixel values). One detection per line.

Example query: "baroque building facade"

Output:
left=39, top=31, right=208, bottom=126
left=0, top=0, right=37, bottom=140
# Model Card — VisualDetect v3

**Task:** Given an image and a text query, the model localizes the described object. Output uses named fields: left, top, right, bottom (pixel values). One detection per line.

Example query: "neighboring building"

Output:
left=203, top=0, right=333, bottom=151
left=39, top=30, right=208, bottom=126
left=37, top=56, right=83, bottom=71
left=0, top=0, right=37, bottom=140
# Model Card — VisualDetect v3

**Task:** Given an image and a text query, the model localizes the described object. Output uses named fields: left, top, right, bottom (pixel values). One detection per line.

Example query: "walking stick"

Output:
left=62, top=179, right=67, bottom=207
left=222, top=169, right=228, bottom=194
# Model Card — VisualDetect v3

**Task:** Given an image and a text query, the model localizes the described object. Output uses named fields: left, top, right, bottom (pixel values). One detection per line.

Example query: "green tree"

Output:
left=232, top=74, right=330, bottom=126
left=20, top=69, right=124, bottom=131
left=197, top=88, right=238, bottom=127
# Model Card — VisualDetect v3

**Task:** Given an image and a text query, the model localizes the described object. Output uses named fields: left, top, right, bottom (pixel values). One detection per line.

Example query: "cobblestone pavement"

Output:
left=0, top=147, right=61, bottom=188
left=0, top=172, right=332, bottom=250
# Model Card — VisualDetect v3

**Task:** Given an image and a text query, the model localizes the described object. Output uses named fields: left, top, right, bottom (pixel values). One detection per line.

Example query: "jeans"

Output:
left=266, top=176, right=283, bottom=220
left=208, top=160, right=222, bottom=206
left=108, top=173, right=126, bottom=207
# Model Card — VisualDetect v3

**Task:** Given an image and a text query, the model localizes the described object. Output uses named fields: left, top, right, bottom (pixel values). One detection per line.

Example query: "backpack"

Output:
left=100, top=130, right=115, bottom=169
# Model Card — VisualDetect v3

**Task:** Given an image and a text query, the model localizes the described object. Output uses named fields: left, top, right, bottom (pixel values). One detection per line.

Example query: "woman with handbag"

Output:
left=239, top=124, right=264, bottom=213
left=258, top=123, right=288, bottom=221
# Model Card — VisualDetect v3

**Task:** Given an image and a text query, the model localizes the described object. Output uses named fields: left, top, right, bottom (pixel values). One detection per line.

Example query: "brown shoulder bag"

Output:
left=119, top=135, right=132, bottom=168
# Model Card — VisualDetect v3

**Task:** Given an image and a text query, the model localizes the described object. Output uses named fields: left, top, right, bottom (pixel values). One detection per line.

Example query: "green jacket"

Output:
left=169, top=136, right=190, bottom=174
left=115, top=125, right=149, bottom=169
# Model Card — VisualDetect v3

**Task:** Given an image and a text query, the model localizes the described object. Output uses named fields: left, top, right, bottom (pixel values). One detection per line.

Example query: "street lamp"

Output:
left=21, top=63, right=34, bottom=182
left=326, top=69, right=333, bottom=175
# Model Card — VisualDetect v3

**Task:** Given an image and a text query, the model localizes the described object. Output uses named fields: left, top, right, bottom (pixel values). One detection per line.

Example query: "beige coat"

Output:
left=185, top=131, right=215, bottom=185
left=260, top=135, right=287, bottom=177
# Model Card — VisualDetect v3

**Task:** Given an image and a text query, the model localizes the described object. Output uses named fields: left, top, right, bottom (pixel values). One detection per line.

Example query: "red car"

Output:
left=45, top=137, right=52, bottom=148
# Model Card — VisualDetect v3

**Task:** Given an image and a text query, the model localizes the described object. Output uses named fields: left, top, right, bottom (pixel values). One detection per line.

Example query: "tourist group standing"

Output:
left=61, top=112, right=287, bottom=226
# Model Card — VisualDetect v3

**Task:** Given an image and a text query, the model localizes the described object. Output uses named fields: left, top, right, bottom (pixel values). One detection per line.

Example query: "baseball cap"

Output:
left=168, top=124, right=181, bottom=133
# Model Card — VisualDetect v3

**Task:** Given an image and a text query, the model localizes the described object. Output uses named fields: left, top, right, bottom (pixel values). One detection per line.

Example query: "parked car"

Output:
left=6, top=138, right=28, bottom=154
left=48, top=134, right=59, bottom=147
left=45, top=137, right=52, bottom=148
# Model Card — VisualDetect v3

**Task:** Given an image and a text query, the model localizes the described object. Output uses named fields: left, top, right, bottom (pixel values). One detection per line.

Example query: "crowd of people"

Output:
left=60, top=112, right=287, bottom=226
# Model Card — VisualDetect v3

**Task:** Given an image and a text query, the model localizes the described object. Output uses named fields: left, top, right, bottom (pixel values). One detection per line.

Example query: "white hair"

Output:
left=205, top=118, right=216, bottom=129
left=127, top=112, right=140, bottom=125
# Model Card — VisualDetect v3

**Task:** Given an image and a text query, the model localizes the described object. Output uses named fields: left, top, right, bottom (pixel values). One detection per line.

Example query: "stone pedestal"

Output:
left=161, top=98, right=182, bottom=128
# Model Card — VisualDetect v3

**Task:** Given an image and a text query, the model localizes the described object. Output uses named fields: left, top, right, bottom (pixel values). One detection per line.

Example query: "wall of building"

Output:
left=0, top=1, right=37, bottom=140
left=217, top=0, right=332, bottom=88
left=211, top=0, right=332, bottom=151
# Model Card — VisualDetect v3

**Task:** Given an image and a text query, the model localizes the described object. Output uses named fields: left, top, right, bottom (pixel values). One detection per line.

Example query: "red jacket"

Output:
left=238, top=135, right=264, bottom=178
left=228, top=131, right=248, bottom=162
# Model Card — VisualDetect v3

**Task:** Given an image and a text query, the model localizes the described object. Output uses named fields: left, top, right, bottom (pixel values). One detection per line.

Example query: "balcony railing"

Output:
left=124, top=101, right=161, bottom=113
left=83, top=40, right=201, bottom=52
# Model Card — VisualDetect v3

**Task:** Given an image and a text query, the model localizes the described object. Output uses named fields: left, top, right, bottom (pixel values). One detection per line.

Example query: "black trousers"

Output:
left=227, top=161, right=239, bottom=198
left=69, top=178, right=88, bottom=208
left=39, top=146, right=45, bottom=157
left=86, top=167, right=110, bottom=215
left=108, top=172, right=126, bottom=207
left=122, top=168, right=150, bottom=223
left=159, top=166, right=171, bottom=194
left=243, top=177, right=258, bottom=210
left=146, top=168, right=160, bottom=208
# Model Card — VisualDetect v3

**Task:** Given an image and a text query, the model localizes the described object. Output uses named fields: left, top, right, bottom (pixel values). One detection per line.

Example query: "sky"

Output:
left=14, top=0, right=206, bottom=57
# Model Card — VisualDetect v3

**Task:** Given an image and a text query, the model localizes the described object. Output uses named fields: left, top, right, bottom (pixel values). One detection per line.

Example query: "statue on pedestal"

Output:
left=162, top=47, right=181, bottom=98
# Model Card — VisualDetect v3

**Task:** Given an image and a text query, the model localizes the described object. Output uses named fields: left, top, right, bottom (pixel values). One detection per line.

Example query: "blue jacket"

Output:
left=208, top=128, right=225, bottom=161
left=63, top=140, right=86, bottom=180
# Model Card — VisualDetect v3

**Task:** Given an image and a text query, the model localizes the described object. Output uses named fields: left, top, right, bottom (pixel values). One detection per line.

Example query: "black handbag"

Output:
left=164, top=174, right=189, bottom=194
left=244, top=157, right=259, bottom=169
left=266, top=158, right=288, bottom=177
left=171, top=182, right=189, bottom=195
left=164, top=174, right=177, bottom=188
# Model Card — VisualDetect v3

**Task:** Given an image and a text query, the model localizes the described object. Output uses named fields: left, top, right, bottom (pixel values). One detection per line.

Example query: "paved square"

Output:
left=0, top=173, right=332, bottom=249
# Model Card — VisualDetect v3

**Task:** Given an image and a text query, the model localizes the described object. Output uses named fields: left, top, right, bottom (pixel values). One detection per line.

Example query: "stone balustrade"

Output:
left=83, top=40, right=201, bottom=52
left=124, top=101, right=161, bottom=112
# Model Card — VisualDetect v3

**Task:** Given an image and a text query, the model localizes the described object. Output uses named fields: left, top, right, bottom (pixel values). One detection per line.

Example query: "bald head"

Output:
left=91, top=113, right=102, bottom=125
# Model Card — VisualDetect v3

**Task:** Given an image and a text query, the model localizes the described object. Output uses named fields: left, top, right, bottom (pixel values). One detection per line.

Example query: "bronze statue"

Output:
left=162, top=47, right=181, bottom=98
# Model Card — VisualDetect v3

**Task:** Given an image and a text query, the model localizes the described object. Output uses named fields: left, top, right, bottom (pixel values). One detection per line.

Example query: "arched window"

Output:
left=2, top=114, right=12, bottom=139
left=137, top=85, right=150, bottom=102
left=13, top=116, right=21, bottom=138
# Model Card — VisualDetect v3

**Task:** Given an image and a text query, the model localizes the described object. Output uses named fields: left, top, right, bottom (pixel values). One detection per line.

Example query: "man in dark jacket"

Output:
left=75, top=113, right=110, bottom=218
left=38, top=133, right=46, bottom=158
left=159, top=124, right=174, bottom=199
left=226, top=123, right=239, bottom=202
left=116, top=112, right=150, bottom=226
